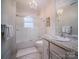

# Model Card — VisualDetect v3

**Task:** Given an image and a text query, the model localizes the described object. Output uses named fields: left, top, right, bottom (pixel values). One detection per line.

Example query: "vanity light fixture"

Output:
left=57, top=9, right=63, bottom=15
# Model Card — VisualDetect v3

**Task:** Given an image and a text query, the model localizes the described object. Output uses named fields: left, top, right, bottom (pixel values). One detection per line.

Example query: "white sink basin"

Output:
left=43, top=34, right=71, bottom=42
left=55, top=36, right=71, bottom=41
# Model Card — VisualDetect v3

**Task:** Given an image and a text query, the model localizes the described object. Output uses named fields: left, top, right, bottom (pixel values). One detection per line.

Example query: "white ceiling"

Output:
left=16, top=0, right=51, bottom=15
left=16, top=0, right=78, bottom=15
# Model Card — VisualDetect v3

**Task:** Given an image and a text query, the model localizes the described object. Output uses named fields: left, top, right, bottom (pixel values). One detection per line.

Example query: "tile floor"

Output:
left=16, top=47, right=42, bottom=59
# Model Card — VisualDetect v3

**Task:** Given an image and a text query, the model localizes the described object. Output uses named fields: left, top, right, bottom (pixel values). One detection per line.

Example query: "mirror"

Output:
left=55, top=0, right=78, bottom=37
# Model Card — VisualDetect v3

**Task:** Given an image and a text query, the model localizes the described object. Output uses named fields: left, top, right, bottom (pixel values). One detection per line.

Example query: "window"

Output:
left=24, top=16, right=34, bottom=28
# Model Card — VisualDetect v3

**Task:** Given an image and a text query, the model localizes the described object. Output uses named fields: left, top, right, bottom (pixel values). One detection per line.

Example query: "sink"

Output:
left=43, top=34, right=71, bottom=42
left=53, top=36, right=71, bottom=42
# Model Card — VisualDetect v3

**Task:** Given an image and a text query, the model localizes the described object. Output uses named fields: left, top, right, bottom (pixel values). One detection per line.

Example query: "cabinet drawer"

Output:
left=50, top=43, right=66, bottom=57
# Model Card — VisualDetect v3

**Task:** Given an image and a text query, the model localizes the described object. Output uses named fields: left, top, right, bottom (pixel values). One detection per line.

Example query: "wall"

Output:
left=1, top=0, right=16, bottom=59
left=39, top=0, right=56, bottom=35
left=56, top=4, right=78, bottom=35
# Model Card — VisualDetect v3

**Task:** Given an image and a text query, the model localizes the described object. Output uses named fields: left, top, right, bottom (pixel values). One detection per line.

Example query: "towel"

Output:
left=6, top=24, right=14, bottom=39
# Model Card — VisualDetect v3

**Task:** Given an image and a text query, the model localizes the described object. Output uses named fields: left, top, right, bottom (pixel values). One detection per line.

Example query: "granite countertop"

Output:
left=41, top=34, right=78, bottom=52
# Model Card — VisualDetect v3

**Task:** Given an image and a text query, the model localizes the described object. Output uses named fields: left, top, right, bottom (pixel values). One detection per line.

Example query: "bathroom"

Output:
left=1, top=0, right=78, bottom=59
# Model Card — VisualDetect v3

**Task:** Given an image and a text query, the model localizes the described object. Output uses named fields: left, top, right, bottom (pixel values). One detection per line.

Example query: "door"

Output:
left=16, top=16, right=40, bottom=49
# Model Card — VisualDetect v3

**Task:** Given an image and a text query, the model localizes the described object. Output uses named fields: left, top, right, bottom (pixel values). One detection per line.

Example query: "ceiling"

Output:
left=16, top=0, right=51, bottom=15
left=16, top=0, right=78, bottom=15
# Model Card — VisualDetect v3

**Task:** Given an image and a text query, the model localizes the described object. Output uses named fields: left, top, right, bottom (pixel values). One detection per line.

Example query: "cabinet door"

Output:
left=50, top=51, right=62, bottom=59
left=43, top=40, right=49, bottom=59
left=50, top=43, right=66, bottom=57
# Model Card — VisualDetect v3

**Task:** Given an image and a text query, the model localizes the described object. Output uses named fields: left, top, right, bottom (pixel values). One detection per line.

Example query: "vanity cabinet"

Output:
left=50, top=51, right=62, bottom=59
left=50, top=43, right=66, bottom=59
left=43, top=39, right=49, bottom=59
left=50, top=43, right=77, bottom=59
left=42, top=38, right=77, bottom=59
